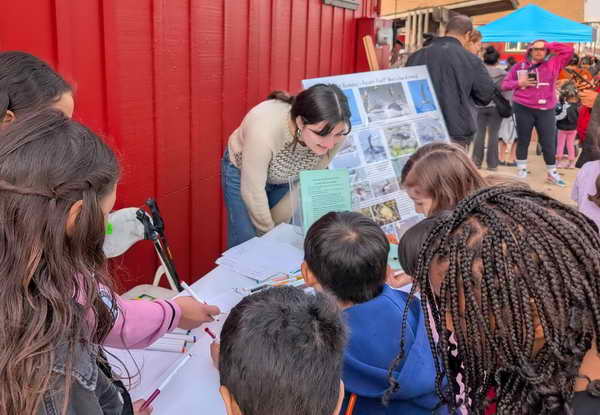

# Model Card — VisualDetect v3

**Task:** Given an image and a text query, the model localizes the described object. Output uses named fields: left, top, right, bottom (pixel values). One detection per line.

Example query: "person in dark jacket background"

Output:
left=406, top=15, right=495, bottom=149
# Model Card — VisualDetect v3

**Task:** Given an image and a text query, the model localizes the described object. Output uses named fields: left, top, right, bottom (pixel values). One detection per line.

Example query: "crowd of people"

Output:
left=404, top=15, right=600, bottom=191
left=2, top=12, right=600, bottom=415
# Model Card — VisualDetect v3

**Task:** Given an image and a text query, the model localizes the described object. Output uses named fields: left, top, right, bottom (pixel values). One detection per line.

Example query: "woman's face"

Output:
left=53, top=91, right=75, bottom=118
left=297, top=118, right=347, bottom=156
left=530, top=41, right=548, bottom=62
left=406, top=186, right=433, bottom=216
left=467, top=40, right=482, bottom=56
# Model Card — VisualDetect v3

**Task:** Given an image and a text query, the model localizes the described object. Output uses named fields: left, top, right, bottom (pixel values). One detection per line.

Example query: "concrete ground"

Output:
left=479, top=146, right=577, bottom=207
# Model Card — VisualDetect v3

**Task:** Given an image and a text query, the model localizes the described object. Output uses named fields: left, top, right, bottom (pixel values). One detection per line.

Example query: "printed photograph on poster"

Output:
left=343, top=89, right=365, bottom=128
left=348, top=167, right=368, bottom=184
left=372, top=200, right=401, bottom=226
left=352, top=182, right=374, bottom=205
left=383, top=124, right=418, bottom=157
left=358, top=129, right=387, bottom=164
left=359, top=207, right=374, bottom=220
left=381, top=223, right=398, bottom=239
left=359, top=83, right=411, bottom=123
left=371, top=178, right=400, bottom=198
left=330, top=134, right=362, bottom=169
left=408, top=80, right=436, bottom=113
left=392, top=156, right=410, bottom=179
left=415, top=117, right=447, bottom=144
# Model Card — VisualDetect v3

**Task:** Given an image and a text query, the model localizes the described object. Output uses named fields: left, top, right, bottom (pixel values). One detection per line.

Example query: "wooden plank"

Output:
left=305, top=0, right=322, bottom=80
left=363, top=35, right=380, bottom=71
left=270, top=0, right=292, bottom=91
left=341, top=8, right=357, bottom=74
left=152, top=0, right=192, bottom=280
left=223, top=0, right=249, bottom=138
left=330, top=5, right=345, bottom=75
left=318, top=2, right=333, bottom=76
left=190, top=0, right=225, bottom=278
left=289, top=0, right=309, bottom=92
left=102, top=0, right=158, bottom=284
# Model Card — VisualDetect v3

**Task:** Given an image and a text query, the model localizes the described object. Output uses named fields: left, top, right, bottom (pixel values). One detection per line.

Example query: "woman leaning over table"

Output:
left=222, top=84, right=352, bottom=248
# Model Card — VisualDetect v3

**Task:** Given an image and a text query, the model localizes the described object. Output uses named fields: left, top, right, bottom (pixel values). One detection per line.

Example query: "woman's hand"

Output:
left=172, top=296, right=221, bottom=330
left=580, top=89, right=599, bottom=108
left=133, top=399, right=153, bottom=414
left=518, top=78, right=537, bottom=88
left=210, top=341, right=220, bottom=370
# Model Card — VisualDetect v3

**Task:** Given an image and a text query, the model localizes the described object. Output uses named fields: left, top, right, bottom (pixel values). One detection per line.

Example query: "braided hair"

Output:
left=388, top=186, right=600, bottom=414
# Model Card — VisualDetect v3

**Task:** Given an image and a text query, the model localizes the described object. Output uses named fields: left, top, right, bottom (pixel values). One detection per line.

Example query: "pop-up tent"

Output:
left=480, top=4, right=593, bottom=43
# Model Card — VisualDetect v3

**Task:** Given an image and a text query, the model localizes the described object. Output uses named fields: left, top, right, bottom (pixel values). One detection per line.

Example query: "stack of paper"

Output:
left=216, top=234, right=304, bottom=282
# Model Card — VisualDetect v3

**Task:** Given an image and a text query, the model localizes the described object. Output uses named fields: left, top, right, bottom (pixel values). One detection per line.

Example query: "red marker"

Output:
left=140, top=353, right=193, bottom=410
left=204, top=327, right=217, bottom=340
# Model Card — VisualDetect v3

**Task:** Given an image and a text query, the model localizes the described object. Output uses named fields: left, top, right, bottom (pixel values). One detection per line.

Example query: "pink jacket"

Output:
left=502, top=42, right=574, bottom=110
left=103, top=293, right=182, bottom=349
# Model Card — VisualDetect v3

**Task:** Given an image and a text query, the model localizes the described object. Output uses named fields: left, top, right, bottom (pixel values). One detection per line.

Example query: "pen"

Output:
left=181, top=282, right=208, bottom=304
left=140, top=353, right=193, bottom=410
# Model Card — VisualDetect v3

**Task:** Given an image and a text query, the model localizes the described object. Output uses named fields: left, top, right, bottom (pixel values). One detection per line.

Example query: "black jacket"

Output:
left=407, top=37, right=495, bottom=142
left=555, top=100, right=580, bottom=131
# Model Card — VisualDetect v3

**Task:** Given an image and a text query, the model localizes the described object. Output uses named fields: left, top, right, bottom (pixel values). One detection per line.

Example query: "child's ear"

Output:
left=301, top=261, right=317, bottom=287
left=220, top=385, right=243, bottom=415
left=66, top=200, right=84, bottom=236
left=331, top=380, right=345, bottom=415
left=1, top=110, right=15, bottom=126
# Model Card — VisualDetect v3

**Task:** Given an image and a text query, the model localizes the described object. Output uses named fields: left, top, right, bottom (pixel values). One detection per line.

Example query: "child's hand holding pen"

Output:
left=172, top=296, right=221, bottom=330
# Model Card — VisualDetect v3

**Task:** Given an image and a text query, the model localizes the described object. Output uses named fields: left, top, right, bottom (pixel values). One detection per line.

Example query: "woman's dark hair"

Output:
left=589, top=174, right=600, bottom=208
left=398, top=215, right=446, bottom=277
left=304, top=211, right=389, bottom=304
left=483, top=45, right=500, bottom=66
left=0, top=51, right=72, bottom=119
left=569, top=53, right=580, bottom=66
left=506, top=56, right=517, bottom=70
left=0, top=110, right=120, bottom=414
left=389, top=186, right=600, bottom=413
left=423, top=33, right=437, bottom=47
left=268, top=83, right=352, bottom=136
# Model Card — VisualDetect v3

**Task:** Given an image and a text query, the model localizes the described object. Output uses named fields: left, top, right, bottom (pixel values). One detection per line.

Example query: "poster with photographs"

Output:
left=303, top=66, right=450, bottom=240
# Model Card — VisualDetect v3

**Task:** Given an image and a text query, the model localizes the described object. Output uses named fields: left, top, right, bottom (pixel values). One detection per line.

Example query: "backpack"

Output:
left=491, top=87, right=513, bottom=118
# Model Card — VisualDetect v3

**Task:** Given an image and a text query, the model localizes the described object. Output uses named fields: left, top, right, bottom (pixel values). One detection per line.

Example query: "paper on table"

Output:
left=216, top=237, right=303, bottom=282
left=299, top=169, right=352, bottom=234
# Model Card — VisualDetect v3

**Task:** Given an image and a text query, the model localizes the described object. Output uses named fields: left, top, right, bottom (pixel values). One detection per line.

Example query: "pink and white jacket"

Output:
left=502, top=41, right=574, bottom=110
left=103, top=293, right=182, bottom=349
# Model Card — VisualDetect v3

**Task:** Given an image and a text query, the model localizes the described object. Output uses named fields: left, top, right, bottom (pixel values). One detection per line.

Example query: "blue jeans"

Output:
left=221, top=151, right=290, bottom=248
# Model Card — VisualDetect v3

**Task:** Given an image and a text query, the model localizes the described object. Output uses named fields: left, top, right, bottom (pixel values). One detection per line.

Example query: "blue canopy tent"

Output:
left=480, top=4, right=593, bottom=43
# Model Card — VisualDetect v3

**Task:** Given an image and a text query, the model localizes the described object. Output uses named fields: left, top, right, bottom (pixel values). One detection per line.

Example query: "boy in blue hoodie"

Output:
left=302, top=211, right=443, bottom=414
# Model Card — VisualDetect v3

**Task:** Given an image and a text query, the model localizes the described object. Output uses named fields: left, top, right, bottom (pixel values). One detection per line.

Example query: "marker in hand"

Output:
left=181, top=281, right=208, bottom=304
left=140, top=353, right=193, bottom=410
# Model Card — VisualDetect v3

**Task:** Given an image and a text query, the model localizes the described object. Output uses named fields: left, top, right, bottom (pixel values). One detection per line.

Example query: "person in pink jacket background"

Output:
left=502, top=40, right=573, bottom=186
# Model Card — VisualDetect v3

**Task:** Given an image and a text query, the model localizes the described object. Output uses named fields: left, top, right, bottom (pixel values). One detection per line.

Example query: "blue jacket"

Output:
left=340, top=285, right=443, bottom=414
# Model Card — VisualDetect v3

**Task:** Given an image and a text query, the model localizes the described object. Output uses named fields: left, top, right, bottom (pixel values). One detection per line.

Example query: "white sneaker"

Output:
left=516, top=168, right=528, bottom=179
left=546, top=171, right=566, bottom=187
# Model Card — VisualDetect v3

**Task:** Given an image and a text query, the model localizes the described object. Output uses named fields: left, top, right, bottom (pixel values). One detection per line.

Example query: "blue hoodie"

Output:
left=340, top=285, right=443, bottom=414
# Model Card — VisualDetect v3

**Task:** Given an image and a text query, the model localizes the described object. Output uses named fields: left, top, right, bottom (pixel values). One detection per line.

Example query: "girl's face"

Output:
left=406, top=186, right=433, bottom=216
left=53, top=91, right=75, bottom=118
left=297, top=118, right=347, bottom=156
left=100, top=183, right=117, bottom=221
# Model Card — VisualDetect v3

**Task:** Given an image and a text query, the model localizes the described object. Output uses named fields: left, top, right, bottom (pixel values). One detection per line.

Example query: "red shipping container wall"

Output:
left=0, top=0, right=379, bottom=291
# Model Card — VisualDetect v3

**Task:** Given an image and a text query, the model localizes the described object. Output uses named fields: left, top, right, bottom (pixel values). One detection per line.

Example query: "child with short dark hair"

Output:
left=303, top=211, right=443, bottom=414
left=218, top=286, right=346, bottom=415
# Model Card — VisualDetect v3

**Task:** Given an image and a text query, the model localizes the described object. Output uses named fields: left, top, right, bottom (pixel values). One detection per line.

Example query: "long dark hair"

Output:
left=589, top=174, right=600, bottom=208
left=0, top=110, right=120, bottom=414
left=391, top=186, right=600, bottom=413
left=0, top=51, right=72, bottom=119
left=268, top=83, right=352, bottom=136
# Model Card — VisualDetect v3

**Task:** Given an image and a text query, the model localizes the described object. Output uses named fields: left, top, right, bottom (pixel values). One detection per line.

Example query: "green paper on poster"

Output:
left=300, top=169, right=352, bottom=233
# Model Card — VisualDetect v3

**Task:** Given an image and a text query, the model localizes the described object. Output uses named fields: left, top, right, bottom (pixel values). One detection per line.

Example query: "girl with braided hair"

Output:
left=389, top=186, right=600, bottom=414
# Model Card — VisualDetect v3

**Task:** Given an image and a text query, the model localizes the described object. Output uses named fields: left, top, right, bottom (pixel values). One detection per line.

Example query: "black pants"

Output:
left=473, top=106, right=502, bottom=169
left=513, top=102, right=556, bottom=165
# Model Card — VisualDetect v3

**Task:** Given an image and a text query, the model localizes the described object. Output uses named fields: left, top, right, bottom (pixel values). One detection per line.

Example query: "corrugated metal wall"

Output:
left=0, top=0, right=379, bottom=290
